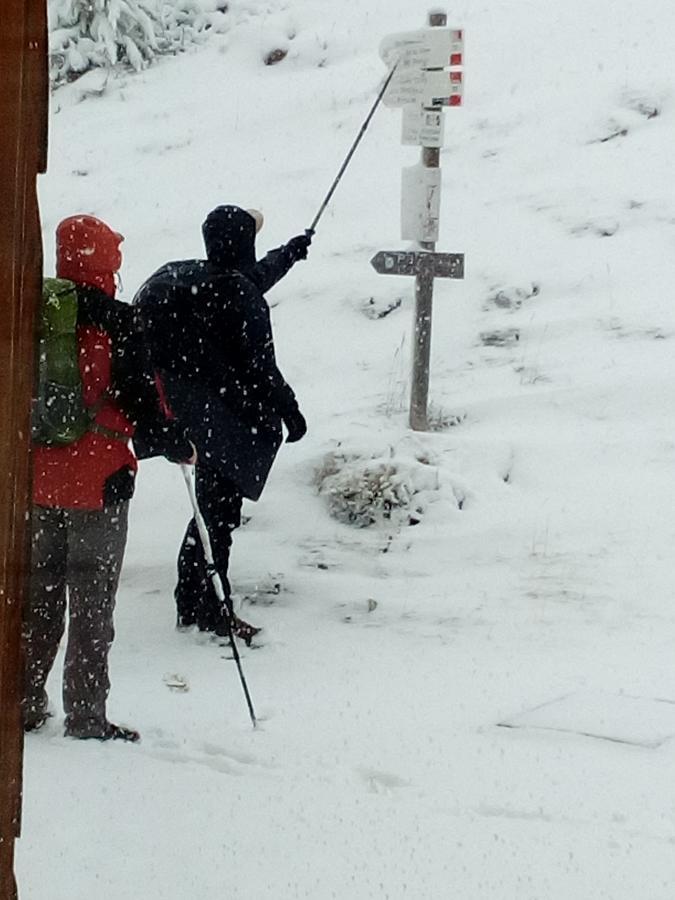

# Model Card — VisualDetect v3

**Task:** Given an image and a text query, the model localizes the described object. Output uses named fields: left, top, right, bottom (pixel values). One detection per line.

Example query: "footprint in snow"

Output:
left=359, top=768, right=410, bottom=795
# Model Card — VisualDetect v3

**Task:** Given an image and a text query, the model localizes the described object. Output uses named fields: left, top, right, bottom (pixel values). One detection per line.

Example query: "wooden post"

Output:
left=0, top=3, right=48, bottom=898
left=409, top=10, right=448, bottom=432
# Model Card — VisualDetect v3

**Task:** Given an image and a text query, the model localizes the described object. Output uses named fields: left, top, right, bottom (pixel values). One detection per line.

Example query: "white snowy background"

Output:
left=16, top=0, right=675, bottom=897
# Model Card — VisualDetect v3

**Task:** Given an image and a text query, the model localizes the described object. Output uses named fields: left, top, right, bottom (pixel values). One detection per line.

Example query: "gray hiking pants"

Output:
left=23, top=501, right=129, bottom=736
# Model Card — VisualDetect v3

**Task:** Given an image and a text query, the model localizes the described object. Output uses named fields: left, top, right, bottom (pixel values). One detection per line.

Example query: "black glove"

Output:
left=285, top=232, right=312, bottom=263
left=164, top=437, right=197, bottom=465
left=283, top=408, right=307, bottom=443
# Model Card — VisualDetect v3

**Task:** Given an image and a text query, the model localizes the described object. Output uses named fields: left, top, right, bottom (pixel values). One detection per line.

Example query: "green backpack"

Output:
left=31, top=277, right=94, bottom=446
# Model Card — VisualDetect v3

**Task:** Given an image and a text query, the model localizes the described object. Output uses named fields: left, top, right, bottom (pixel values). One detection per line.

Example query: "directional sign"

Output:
left=401, top=105, right=445, bottom=147
left=383, top=65, right=427, bottom=108
left=371, top=250, right=464, bottom=280
left=380, top=28, right=464, bottom=70
left=382, top=28, right=464, bottom=109
left=380, top=32, right=430, bottom=72
left=401, top=164, right=441, bottom=242
left=385, top=68, right=463, bottom=109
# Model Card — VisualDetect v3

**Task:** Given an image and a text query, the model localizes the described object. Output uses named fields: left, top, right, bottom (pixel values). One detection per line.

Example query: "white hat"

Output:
left=246, top=209, right=264, bottom=234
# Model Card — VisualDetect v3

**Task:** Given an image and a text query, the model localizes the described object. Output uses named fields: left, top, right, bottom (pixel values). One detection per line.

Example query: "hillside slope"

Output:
left=18, top=1, right=675, bottom=897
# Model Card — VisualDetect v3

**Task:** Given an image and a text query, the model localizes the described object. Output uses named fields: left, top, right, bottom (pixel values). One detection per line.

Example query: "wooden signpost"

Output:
left=0, top=3, right=48, bottom=898
left=374, top=10, right=465, bottom=431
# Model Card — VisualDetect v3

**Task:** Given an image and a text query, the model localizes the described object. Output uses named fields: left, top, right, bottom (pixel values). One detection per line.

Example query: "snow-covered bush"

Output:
left=161, top=0, right=228, bottom=52
left=485, top=282, right=540, bottom=312
left=48, top=0, right=228, bottom=85
left=315, top=451, right=439, bottom=528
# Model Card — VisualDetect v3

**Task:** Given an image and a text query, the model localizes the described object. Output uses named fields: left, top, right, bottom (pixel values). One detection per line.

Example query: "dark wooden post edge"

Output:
left=0, top=3, right=48, bottom=898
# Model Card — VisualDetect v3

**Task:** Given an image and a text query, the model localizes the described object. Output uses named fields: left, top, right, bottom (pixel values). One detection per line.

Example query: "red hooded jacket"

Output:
left=33, top=216, right=137, bottom=510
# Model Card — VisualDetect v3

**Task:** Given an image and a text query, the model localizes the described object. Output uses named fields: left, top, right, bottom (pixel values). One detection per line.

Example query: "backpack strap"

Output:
left=87, top=390, right=131, bottom=443
left=90, top=422, right=131, bottom=443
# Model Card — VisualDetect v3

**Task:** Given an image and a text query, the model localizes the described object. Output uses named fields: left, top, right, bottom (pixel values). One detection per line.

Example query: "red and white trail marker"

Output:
left=424, top=68, right=464, bottom=107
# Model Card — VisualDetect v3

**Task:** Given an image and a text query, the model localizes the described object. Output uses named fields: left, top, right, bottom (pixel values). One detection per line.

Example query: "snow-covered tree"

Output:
left=48, top=0, right=227, bottom=85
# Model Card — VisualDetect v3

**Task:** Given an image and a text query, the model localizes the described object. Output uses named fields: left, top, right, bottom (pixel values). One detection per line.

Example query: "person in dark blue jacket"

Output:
left=134, top=206, right=310, bottom=641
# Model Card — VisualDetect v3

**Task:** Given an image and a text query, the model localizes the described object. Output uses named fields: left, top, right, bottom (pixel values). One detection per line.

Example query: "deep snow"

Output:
left=16, top=0, right=675, bottom=897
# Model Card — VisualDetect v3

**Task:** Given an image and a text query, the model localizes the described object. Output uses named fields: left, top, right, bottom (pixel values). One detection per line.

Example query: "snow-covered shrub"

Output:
left=485, top=282, right=539, bottom=311
left=426, top=404, right=466, bottom=432
left=48, top=0, right=227, bottom=85
left=360, top=293, right=403, bottom=320
left=160, top=0, right=228, bottom=53
left=49, top=0, right=159, bottom=83
left=315, top=451, right=439, bottom=528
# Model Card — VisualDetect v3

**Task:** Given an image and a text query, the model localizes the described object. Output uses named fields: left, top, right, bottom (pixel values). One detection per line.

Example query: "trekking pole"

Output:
left=180, top=464, right=257, bottom=728
left=307, top=62, right=399, bottom=235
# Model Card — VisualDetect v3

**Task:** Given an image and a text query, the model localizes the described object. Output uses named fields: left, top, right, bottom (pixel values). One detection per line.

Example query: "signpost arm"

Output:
left=409, top=10, right=447, bottom=431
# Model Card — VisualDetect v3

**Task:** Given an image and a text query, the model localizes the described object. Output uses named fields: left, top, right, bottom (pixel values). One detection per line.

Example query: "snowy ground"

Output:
left=16, top=0, right=675, bottom=897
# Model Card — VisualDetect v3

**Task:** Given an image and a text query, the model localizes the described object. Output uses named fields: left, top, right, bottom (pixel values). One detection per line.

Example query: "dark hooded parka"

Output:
left=134, top=206, right=305, bottom=500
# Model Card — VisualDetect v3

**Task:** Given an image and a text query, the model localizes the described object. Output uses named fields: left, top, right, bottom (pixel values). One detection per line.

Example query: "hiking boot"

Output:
left=23, top=690, right=50, bottom=732
left=65, top=721, right=140, bottom=743
left=176, top=613, right=196, bottom=631
left=211, top=614, right=262, bottom=647
left=99, top=723, right=141, bottom=743
left=24, top=710, right=52, bottom=733
left=232, top=616, right=262, bottom=647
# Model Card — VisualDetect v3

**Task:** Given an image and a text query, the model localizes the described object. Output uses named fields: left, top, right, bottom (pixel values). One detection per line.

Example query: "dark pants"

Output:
left=175, top=464, right=242, bottom=632
left=23, top=502, right=129, bottom=736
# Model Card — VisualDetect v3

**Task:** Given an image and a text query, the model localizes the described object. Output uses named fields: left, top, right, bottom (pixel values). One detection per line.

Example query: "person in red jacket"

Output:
left=23, top=215, right=193, bottom=742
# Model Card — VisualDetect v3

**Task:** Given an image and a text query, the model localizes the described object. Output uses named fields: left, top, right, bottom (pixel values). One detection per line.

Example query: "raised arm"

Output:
left=247, top=232, right=312, bottom=295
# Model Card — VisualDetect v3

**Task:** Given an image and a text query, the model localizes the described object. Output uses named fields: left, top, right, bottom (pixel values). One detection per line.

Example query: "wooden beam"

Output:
left=0, top=2, right=48, bottom=897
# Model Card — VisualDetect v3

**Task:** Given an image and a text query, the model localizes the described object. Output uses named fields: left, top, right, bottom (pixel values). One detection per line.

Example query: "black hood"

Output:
left=202, top=205, right=257, bottom=271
